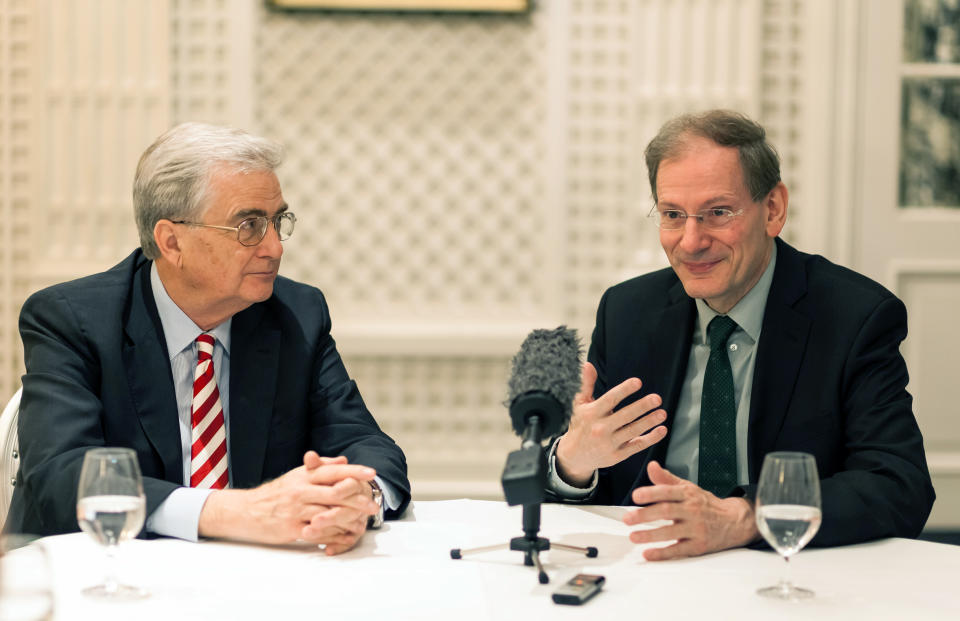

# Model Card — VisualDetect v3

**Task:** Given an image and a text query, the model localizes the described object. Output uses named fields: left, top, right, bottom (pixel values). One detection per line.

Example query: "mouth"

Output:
left=248, top=268, right=279, bottom=278
left=681, top=259, right=722, bottom=274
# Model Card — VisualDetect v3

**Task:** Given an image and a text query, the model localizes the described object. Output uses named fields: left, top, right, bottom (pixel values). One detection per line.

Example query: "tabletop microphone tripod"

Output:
left=449, top=415, right=598, bottom=584
left=449, top=328, right=598, bottom=584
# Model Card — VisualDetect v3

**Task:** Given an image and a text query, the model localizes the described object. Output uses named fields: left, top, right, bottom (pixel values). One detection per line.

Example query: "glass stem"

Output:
left=778, top=555, right=792, bottom=594
left=104, top=543, right=119, bottom=594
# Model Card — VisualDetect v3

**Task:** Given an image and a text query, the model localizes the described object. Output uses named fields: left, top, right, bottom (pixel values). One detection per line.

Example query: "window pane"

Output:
left=899, top=78, right=960, bottom=207
left=903, top=0, right=960, bottom=63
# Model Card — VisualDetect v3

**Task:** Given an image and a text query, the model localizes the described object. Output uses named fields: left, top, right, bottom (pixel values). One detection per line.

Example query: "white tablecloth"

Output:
left=26, top=500, right=960, bottom=620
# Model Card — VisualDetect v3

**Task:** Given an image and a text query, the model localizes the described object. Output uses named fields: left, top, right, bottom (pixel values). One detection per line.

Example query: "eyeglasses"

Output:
left=172, top=212, right=297, bottom=246
left=647, top=206, right=744, bottom=231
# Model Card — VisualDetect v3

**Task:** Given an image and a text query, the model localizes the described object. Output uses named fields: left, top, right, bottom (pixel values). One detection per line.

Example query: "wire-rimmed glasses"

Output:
left=172, top=211, right=297, bottom=246
left=647, top=206, right=744, bottom=230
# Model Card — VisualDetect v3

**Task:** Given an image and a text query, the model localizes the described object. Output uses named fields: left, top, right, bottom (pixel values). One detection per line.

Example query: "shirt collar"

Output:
left=150, top=262, right=232, bottom=359
left=693, top=241, right=777, bottom=345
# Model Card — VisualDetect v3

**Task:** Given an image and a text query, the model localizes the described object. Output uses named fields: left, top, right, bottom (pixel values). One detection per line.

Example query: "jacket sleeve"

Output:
left=15, top=288, right=178, bottom=536
left=814, top=296, right=934, bottom=544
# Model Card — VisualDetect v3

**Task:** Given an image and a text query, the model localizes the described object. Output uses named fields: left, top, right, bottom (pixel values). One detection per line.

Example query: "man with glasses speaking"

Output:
left=547, top=110, right=934, bottom=559
left=7, top=123, right=409, bottom=553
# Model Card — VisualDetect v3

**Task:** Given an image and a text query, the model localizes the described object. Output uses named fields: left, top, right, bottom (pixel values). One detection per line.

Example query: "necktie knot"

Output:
left=196, top=333, right=215, bottom=361
left=707, top=315, right=738, bottom=351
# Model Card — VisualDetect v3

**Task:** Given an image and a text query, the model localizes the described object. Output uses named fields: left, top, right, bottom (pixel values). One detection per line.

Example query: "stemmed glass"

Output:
left=75, top=447, right=148, bottom=600
left=755, top=451, right=822, bottom=600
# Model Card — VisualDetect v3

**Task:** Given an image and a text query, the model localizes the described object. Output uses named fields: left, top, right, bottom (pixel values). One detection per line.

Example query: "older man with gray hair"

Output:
left=6, top=122, right=409, bottom=553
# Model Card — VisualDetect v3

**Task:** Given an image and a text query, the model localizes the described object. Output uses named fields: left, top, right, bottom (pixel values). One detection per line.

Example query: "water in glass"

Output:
left=755, top=451, right=821, bottom=600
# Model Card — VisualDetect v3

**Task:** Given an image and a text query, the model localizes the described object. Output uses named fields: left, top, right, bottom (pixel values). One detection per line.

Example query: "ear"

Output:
left=153, top=220, right=183, bottom=268
left=763, top=181, right=788, bottom=238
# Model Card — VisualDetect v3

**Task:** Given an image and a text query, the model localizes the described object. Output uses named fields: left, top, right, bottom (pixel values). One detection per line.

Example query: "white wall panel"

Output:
left=28, top=0, right=170, bottom=284
left=896, top=265, right=960, bottom=528
left=0, top=0, right=32, bottom=400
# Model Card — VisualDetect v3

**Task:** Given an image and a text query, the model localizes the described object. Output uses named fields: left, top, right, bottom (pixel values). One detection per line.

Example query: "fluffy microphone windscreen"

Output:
left=506, top=326, right=582, bottom=435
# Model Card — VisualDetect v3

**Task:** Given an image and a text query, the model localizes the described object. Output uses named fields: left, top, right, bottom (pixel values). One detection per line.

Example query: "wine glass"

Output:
left=755, top=451, right=822, bottom=600
left=75, top=447, right=148, bottom=600
left=0, top=535, right=54, bottom=621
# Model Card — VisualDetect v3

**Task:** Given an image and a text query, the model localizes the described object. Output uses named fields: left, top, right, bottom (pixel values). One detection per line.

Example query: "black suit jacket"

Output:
left=582, top=238, right=934, bottom=546
left=7, top=250, right=410, bottom=536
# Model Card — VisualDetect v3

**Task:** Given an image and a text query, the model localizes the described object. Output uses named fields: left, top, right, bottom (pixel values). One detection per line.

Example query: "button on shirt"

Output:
left=547, top=244, right=777, bottom=497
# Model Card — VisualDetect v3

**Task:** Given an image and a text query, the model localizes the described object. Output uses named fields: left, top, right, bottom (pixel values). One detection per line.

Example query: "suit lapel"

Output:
left=228, top=303, right=280, bottom=488
left=123, top=261, right=183, bottom=483
left=621, top=280, right=695, bottom=502
left=747, top=239, right=812, bottom=482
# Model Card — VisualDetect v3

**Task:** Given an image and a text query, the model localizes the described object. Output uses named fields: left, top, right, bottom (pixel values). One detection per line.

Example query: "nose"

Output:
left=256, top=220, right=284, bottom=260
left=676, top=216, right=711, bottom=254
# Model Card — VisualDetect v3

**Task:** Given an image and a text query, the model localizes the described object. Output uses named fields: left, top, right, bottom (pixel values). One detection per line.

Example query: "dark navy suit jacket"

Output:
left=7, top=249, right=410, bottom=536
left=580, top=238, right=934, bottom=546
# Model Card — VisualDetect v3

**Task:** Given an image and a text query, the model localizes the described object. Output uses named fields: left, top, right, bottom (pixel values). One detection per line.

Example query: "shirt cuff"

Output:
left=145, top=487, right=215, bottom=542
left=376, top=475, right=401, bottom=512
left=546, top=436, right=598, bottom=500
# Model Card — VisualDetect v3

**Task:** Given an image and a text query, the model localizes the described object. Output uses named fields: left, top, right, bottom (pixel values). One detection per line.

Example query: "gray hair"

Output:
left=133, top=122, right=284, bottom=259
left=644, top=109, right=781, bottom=204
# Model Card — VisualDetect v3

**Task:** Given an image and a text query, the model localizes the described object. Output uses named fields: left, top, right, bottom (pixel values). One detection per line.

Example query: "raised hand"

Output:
left=555, top=362, right=668, bottom=486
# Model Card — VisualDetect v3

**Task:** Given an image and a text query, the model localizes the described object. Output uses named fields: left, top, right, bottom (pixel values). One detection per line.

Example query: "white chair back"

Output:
left=0, top=387, right=22, bottom=527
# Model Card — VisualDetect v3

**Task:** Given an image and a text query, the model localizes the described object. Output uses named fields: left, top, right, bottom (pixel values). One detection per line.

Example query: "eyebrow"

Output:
left=232, top=203, right=289, bottom=221
left=659, top=195, right=737, bottom=210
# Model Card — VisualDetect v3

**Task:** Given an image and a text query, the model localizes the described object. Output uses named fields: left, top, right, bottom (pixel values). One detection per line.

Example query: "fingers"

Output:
left=611, top=405, right=667, bottom=445
left=594, top=377, right=643, bottom=413
left=609, top=392, right=663, bottom=430
left=646, top=460, right=685, bottom=486
left=619, top=426, right=668, bottom=455
left=574, top=362, right=598, bottom=405
left=303, top=452, right=349, bottom=470
left=642, top=541, right=697, bottom=562
left=323, top=536, right=362, bottom=556
left=305, top=506, right=368, bottom=535
left=297, top=478, right=379, bottom=514
left=628, top=521, right=684, bottom=545
left=306, top=463, right=377, bottom=486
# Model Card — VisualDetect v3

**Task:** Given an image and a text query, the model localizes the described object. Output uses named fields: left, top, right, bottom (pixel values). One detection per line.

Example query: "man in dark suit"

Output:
left=547, top=110, right=934, bottom=560
left=7, top=123, right=410, bottom=553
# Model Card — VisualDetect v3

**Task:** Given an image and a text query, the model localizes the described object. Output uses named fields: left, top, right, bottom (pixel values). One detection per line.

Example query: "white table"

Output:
left=27, top=500, right=960, bottom=620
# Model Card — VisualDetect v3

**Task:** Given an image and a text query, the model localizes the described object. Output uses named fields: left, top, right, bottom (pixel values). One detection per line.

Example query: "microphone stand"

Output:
left=450, top=416, right=598, bottom=584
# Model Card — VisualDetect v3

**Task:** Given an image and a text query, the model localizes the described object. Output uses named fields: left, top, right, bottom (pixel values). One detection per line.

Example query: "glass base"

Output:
left=82, top=584, right=149, bottom=601
left=757, top=583, right=814, bottom=601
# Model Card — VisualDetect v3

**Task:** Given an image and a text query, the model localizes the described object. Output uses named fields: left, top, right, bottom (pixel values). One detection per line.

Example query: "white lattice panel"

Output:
left=760, top=0, right=804, bottom=243
left=343, top=353, right=516, bottom=497
left=29, top=0, right=170, bottom=281
left=0, top=0, right=31, bottom=400
left=171, top=0, right=254, bottom=127
left=257, top=7, right=551, bottom=332
left=563, top=0, right=641, bottom=330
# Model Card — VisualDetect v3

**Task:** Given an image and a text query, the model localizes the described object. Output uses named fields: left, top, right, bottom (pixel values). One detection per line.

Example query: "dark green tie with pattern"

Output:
left=699, top=315, right=739, bottom=497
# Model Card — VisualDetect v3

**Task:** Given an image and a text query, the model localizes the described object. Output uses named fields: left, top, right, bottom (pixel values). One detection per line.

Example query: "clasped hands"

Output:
left=555, top=362, right=758, bottom=560
left=198, top=451, right=379, bottom=555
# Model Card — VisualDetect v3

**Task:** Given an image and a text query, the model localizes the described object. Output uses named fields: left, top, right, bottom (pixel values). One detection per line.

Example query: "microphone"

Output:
left=502, top=326, right=582, bottom=506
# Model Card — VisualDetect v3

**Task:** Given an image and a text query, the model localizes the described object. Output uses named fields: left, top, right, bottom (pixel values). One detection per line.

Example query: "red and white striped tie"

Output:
left=190, top=333, right=228, bottom=489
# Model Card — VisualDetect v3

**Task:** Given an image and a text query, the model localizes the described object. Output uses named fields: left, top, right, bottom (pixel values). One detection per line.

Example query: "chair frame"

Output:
left=0, top=387, right=22, bottom=527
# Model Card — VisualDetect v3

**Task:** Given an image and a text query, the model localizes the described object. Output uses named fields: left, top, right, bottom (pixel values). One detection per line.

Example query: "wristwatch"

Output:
left=367, top=479, right=384, bottom=529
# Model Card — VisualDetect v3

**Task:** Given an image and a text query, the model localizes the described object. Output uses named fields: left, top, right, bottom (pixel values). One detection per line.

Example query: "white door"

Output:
left=858, top=0, right=960, bottom=529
